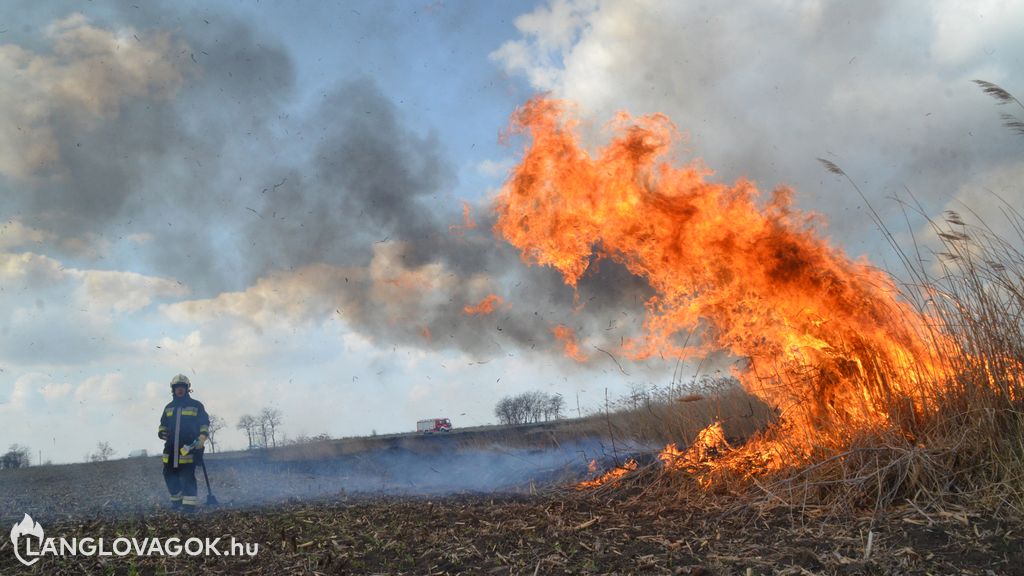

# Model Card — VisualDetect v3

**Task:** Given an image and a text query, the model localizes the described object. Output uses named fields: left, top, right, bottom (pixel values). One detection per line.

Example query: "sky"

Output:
left=1, top=0, right=1021, bottom=464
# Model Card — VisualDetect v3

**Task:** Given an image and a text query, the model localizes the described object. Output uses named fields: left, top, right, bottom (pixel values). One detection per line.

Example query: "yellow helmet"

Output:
left=170, top=374, right=191, bottom=391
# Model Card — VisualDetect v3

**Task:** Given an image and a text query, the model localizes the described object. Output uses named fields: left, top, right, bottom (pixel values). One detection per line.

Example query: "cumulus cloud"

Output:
left=3, top=373, right=45, bottom=409
left=0, top=219, right=54, bottom=250
left=163, top=263, right=359, bottom=327
left=74, top=372, right=125, bottom=403
left=476, top=158, right=515, bottom=178
left=72, top=269, right=189, bottom=314
left=39, top=381, right=74, bottom=400
left=0, top=370, right=167, bottom=463
left=0, top=249, right=188, bottom=314
left=939, top=159, right=1024, bottom=238
left=0, top=249, right=194, bottom=367
left=0, top=251, right=65, bottom=282
left=491, top=0, right=598, bottom=91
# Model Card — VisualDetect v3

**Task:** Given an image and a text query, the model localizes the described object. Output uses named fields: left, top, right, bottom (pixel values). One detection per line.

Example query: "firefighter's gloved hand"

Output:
left=158, top=430, right=168, bottom=440
left=179, top=440, right=199, bottom=456
left=196, top=435, right=207, bottom=450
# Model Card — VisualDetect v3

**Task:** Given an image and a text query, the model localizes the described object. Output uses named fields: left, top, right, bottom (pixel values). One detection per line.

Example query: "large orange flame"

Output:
left=497, top=98, right=956, bottom=471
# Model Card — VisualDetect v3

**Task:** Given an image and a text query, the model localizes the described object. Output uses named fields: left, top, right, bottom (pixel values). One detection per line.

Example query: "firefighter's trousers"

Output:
left=162, top=455, right=198, bottom=509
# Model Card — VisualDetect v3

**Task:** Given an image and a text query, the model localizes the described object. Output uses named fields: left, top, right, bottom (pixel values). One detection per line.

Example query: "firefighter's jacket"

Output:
left=158, top=394, right=209, bottom=467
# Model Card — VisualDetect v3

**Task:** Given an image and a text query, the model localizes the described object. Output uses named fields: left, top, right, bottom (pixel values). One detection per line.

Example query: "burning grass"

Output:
left=4, top=86, right=1022, bottom=575
left=499, top=95, right=1024, bottom=519
left=2, top=378, right=1020, bottom=574
left=566, top=232, right=1024, bottom=523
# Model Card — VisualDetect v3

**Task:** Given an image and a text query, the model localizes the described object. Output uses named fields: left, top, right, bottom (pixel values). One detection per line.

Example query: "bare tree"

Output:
left=237, top=414, right=257, bottom=448
left=260, top=407, right=283, bottom=448
left=509, top=395, right=529, bottom=424
left=494, top=396, right=515, bottom=425
left=495, top=393, right=529, bottom=425
left=510, top=394, right=530, bottom=424
left=545, top=393, right=565, bottom=421
left=527, top=391, right=547, bottom=423
left=1, top=444, right=31, bottom=469
left=206, top=414, right=226, bottom=453
left=89, top=442, right=115, bottom=462
left=257, top=414, right=269, bottom=448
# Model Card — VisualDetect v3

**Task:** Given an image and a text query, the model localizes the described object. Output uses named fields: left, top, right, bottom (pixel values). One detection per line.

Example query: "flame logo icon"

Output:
left=10, top=513, right=44, bottom=566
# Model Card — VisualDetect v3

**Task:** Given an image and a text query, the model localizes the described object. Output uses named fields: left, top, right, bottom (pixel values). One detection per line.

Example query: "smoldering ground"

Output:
left=0, top=433, right=652, bottom=522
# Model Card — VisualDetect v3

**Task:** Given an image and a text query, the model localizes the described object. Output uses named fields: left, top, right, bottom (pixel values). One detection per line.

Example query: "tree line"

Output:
left=0, top=411, right=233, bottom=469
left=494, top=391, right=565, bottom=425
left=1, top=444, right=31, bottom=469
left=236, top=407, right=283, bottom=448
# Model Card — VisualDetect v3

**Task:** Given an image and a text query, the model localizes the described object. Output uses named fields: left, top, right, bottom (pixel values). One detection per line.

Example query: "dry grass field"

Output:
left=2, top=397, right=1022, bottom=575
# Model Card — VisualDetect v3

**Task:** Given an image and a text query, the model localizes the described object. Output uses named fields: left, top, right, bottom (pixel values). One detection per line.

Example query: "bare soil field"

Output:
left=1, top=490, right=1021, bottom=575
left=1, top=425, right=1021, bottom=575
left=0, top=422, right=638, bottom=520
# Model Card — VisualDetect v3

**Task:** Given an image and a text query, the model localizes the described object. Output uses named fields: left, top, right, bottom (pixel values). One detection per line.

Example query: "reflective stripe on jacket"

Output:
left=159, top=395, right=209, bottom=468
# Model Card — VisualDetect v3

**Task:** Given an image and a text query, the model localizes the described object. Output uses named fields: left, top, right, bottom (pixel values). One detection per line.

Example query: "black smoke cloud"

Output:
left=1, top=3, right=656, bottom=366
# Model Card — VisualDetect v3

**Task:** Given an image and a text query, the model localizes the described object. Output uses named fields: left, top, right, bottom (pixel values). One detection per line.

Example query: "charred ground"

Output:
left=1, top=417, right=1021, bottom=575
left=1, top=486, right=1020, bottom=575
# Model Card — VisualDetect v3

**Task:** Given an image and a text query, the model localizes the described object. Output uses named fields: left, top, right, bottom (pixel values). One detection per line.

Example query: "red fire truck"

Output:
left=416, top=418, right=452, bottom=433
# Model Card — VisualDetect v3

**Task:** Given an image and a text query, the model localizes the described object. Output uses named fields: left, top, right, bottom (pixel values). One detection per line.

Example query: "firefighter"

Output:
left=158, top=374, right=210, bottom=512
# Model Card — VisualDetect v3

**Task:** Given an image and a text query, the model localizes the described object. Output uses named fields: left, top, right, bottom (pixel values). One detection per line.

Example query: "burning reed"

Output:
left=497, top=97, right=1024, bottom=515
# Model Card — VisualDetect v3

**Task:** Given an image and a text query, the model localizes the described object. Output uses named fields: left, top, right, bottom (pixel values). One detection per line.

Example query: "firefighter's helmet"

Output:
left=170, top=374, right=192, bottom=392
